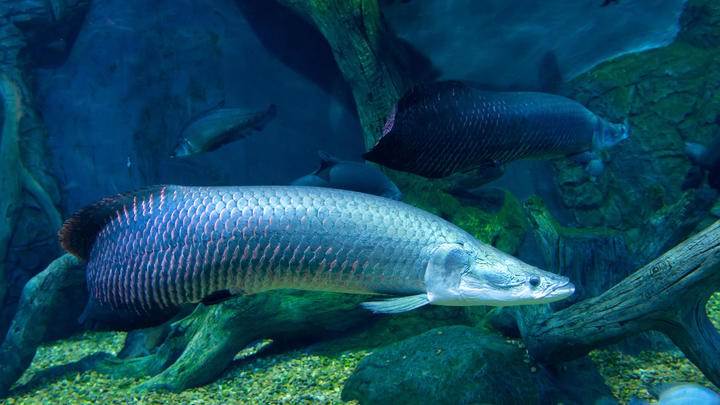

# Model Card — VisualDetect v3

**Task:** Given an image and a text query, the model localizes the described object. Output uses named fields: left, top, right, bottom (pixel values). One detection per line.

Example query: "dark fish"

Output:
left=170, top=103, right=277, bottom=158
left=600, top=0, right=619, bottom=6
left=683, top=136, right=720, bottom=190
left=291, top=151, right=403, bottom=200
left=59, top=185, right=574, bottom=330
left=363, top=81, right=628, bottom=179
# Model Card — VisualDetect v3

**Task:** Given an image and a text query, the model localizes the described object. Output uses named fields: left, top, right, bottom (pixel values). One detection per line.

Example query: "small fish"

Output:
left=170, top=102, right=277, bottom=158
left=363, top=81, right=628, bottom=179
left=291, top=151, right=403, bottom=200
left=59, top=185, right=574, bottom=330
left=683, top=136, right=720, bottom=190
left=600, top=0, right=619, bottom=7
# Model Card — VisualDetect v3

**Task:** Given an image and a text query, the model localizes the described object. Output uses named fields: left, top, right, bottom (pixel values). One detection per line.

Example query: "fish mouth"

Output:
left=545, top=281, right=575, bottom=301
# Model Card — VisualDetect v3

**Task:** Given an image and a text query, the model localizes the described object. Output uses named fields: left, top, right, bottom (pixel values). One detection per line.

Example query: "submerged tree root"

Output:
left=62, top=292, right=372, bottom=393
left=517, top=218, right=720, bottom=387
left=274, top=0, right=417, bottom=149
left=0, top=254, right=85, bottom=396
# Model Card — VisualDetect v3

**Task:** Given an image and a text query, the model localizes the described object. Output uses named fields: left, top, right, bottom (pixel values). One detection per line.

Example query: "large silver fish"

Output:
left=170, top=103, right=277, bottom=158
left=59, top=185, right=574, bottom=330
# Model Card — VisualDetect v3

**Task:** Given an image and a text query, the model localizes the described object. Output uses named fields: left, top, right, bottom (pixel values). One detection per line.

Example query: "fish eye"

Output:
left=529, top=277, right=540, bottom=288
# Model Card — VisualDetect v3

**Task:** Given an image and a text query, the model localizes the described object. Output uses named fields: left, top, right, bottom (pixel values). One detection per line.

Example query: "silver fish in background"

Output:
left=291, top=151, right=403, bottom=200
left=363, top=80, right=628, bottom=179
left=683, top=135, right=720, bottom=190
left=59, top=185, right=574, bottom=330
left=630, top=383, right=720, bottom=405
left=170, top=102, right=277, bottom=158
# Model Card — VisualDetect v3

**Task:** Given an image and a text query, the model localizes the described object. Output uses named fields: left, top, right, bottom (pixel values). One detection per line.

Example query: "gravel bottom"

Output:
left=1, top=331, right=368, bottom=405
left=2, top=293, right=720, bottom=404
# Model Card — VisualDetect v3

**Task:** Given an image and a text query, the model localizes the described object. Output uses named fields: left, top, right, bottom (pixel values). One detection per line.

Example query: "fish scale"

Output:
left=62, top=186, right=446, bottom=319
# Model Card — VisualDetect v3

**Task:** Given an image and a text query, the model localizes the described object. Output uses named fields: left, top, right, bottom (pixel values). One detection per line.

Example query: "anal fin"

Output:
left=361, top=294, right=429, bottom=314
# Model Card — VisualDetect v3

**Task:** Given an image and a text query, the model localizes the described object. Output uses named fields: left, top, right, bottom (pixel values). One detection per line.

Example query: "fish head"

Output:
left=170, top=138, right=194, bottom=158
left=425, top=242, right=574, bottom=306
left=592, top=117, right=629, bottom=150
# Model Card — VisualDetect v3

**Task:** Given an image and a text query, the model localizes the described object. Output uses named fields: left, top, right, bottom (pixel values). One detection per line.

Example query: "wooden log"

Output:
left=274, top=0, right=414, bottom=150
left=520, top=219, right=720, bottom=387
left=0, top=254, right=85, bottom=396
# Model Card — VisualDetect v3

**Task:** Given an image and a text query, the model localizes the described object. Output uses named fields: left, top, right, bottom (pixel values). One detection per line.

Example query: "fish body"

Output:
left=59, top=185, right=573, bottom=330
left=363, top=81, right=628, bottom=178
left=171, top=104, right=277, bottom=158
left=291, top=151, right=403, bottom=200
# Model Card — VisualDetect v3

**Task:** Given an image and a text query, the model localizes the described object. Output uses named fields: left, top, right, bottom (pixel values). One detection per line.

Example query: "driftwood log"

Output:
left=516, top=218, right=720, bottom=387
left=0, top=254, right=85, bottom=396
left=5, top=291, right=374, bottom=395
left=273, top=0, right=415, bottom=150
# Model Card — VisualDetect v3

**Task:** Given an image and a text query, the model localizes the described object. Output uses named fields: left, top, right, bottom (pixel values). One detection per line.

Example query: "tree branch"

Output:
left=520, top=219, right=720, bottom=386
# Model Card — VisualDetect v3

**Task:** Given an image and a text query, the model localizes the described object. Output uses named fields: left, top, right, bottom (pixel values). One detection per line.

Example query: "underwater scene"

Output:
left=1, top=0, right=720, bottom=404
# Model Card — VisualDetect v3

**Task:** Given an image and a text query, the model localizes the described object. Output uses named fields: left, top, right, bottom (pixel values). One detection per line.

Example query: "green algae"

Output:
left=449, top=191, right=528, bottom=254
left=389, top=170, right=528, bottom=255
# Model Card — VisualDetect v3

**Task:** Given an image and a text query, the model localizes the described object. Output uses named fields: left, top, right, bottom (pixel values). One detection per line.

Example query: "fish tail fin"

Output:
left=59, top=185, right=172, bottom=260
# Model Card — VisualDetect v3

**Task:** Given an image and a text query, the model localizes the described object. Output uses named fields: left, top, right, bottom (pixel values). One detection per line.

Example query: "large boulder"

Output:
left=341, top=326, right=538, bottom=405
left=381, top=0, right=688, bottom=89
left=342, top=325, right=618, bottom=405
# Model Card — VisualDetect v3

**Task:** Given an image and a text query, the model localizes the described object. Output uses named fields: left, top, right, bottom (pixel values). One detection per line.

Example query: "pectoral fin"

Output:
left=361, top=294, right=430, bottom=313
left=447, top=161, right=505, bottom=190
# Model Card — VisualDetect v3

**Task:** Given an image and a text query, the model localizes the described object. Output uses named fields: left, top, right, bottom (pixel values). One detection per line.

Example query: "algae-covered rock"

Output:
left=523, top=196, right=632, bottom=301
left=341, top=325, right=538, bottom=405
left=558, top=36, right=720, bottom=231
left=679, top=0, right=720, bottom=49
left=390, top=171, right=528, bottom=255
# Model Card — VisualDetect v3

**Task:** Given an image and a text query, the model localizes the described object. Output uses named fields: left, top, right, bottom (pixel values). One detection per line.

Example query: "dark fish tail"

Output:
left=59, top=185, right=168, bottom=260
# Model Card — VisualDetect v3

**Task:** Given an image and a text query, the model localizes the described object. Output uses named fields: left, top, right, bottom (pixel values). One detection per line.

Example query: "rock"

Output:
left=37, top=0, right=364, bottom=214
left=523, top=196, right=631, bottom=301
left=381, top=0, right=687, bottom=89
left=391, top=172, right=529, bottom=256
left=558, top=38, right=720, bottom=232
left=678, top=0, right=720, bottom=49
left=341, top=326, right=538, bottom=405
left=536, top=358, right=619, bottom=405
left=0, top=254, right=85, bottom=397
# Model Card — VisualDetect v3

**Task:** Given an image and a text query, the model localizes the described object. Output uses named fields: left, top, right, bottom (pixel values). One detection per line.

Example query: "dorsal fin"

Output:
left=58, top=185, right=171, bottom=260
left=314, top=151, right=340, bottom=180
